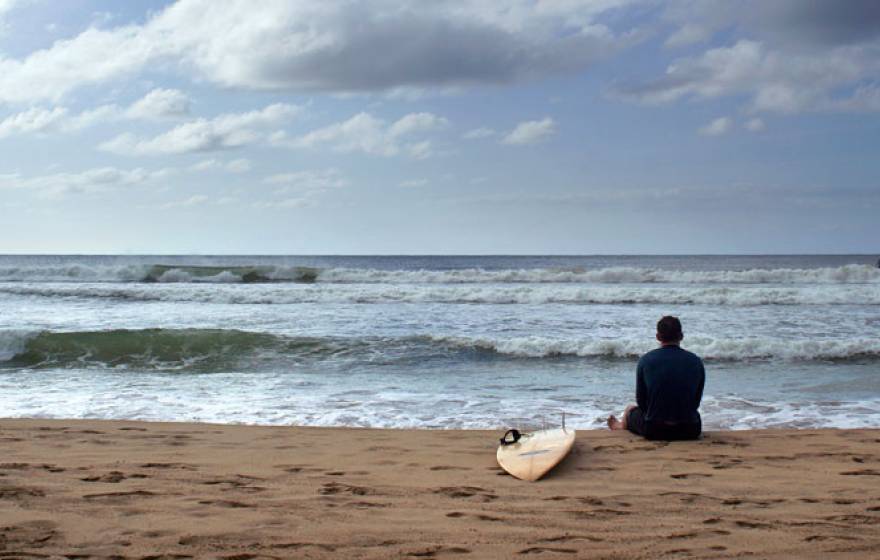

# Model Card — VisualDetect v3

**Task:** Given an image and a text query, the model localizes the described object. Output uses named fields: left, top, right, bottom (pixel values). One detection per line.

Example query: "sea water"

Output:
left=0, top=254, right=878, bottom=430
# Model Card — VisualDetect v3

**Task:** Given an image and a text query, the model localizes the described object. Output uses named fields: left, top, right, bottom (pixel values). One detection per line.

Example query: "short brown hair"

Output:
left=657, top=316, right=683, bottom=343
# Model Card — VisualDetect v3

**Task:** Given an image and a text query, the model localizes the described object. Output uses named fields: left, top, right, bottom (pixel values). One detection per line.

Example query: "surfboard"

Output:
left=496, top=427, right=576, bottom=481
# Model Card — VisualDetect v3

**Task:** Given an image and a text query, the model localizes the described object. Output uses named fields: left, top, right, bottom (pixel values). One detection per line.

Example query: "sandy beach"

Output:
left=0, top=420, right=877, bottom=558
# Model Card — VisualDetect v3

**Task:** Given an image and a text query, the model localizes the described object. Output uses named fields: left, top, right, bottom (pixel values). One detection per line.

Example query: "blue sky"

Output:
left=0, top=0, right=878, bottom=254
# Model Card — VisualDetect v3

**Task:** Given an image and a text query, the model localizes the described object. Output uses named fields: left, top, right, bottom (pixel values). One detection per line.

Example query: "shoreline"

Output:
left=1, top=419, right=878, bottom=558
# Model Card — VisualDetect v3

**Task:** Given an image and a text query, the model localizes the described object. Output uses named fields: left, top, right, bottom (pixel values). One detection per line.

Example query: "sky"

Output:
left=0, top=0, right=878, bottom=255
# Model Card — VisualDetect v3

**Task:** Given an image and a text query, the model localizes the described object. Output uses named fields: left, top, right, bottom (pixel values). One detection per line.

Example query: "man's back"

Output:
left=637, top=345, right=705, bottom=425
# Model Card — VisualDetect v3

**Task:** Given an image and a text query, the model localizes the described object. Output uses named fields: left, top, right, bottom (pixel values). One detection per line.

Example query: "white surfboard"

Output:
left=496, top=427, right=576, bottom=482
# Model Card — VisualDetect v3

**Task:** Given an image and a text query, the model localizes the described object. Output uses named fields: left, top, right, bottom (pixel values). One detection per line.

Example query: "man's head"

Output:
left=656, top=315, right=683, bottom=345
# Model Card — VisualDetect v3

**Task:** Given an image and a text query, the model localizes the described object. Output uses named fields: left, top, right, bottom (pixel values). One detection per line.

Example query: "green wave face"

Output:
left=143, top=265, right=320, bottom=283
left=7, top=329, right=302, bottom=371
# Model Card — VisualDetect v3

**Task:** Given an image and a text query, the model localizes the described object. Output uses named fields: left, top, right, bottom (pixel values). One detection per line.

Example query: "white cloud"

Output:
left=0, top=0, right=630, bottom=103
left=0, top=89, right=191, bottom=139
left=0, top=106, right=67, bottom=138
left=189, top=158, right=252, bottom=173
left=225, top=158, right=251, bottom=173
left=0, top=0, right=19, bottom=14
left=124, top=88, right=191, bottom=119
left=100, top=103, right=301, bottom=155
left=387, top=112, right=448, bottom=137
left=189, top=159, right=219, bottom=172
left=399, top=178, right=428, bottom=188
left=664, top=23, right=711, bottom=48
left=698, top=116, right=731, bottom=136
left=258, top=168, right=348, bottom=209
left=0, top=0, right=22, bottom=22
left=618, top=38, right=880, bottom=114
left=282, top=111, right=447, bottom=158
left=264, top=168, right=347, bottom=193
left=463, top=127, right=495, bottom=139
left=744, top=117, right=765, bottom=132
left=0, top=166, right=164, bottom=198
left=502, top=117, right=556, bottom=145
left=161, top=194, right=209, bottom=208
left=406, top=140, right=434, bottom=160
left=253, top=197, right=310, bottom=210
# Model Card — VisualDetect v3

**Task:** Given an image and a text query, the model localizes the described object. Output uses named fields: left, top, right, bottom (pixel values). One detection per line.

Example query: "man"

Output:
left=607, top=316, right=705, bottom=440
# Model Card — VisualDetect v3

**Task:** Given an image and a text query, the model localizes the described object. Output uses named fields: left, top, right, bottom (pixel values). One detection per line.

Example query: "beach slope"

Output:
left=0, top=419, right=878, bottom=558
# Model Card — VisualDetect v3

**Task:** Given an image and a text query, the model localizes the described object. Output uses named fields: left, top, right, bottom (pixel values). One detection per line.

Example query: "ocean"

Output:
left=1, top=254, right=878, bottom=430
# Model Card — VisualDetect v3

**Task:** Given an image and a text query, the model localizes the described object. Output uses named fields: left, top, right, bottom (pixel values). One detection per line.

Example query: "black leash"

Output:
left=499, top=429, right=521, bottom=446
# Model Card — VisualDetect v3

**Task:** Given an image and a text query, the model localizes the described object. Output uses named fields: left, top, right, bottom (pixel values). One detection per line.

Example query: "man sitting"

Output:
left=607, top=316, right=705, bottom=440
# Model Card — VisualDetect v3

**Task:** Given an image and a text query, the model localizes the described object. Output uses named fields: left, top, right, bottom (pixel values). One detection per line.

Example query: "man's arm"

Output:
left=695, top=360, right=705, bottom=405
left=636, top=360, right=647, bottom=410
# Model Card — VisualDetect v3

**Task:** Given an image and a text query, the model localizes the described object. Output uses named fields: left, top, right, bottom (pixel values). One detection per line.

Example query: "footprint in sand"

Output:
left=840, top=469, right=880, bottom=476
left=666, top=529, right=731, bottom=539
left=518, top=547, right=576, bottom=555
left=197, top=499, right=255, bottom=509
left=83, top=490, right=156, bottom=501
left=0, top=520, right=58, bottom=548
left=445, top=512, right=504, bottom=522
left=534, top=535, right=604, bottom=544
left=407, top=545, right=472, bottom=557
left=320, top=482, right=373, bottom=496
left=433, top=486, right=496, bottom=501
left=81, top=470, right=148, bottom=483
left=0, top=485, right=45, bottom=499
left=139, top=462, right=197, bottom=471
left=735, top=520, right=773, bottom=529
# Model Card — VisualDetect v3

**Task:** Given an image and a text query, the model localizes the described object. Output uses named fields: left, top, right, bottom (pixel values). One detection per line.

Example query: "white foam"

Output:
left=429, top=334, right=880, bottom=361
left=319, top=264, right=880, bottom=284
left=702, top=396, right=880, bottom=430
left=0, top=329, right=37, bottom=361
left=2, top=282, right=879, bottom=306
left=0, top=263, right=878, bottom=284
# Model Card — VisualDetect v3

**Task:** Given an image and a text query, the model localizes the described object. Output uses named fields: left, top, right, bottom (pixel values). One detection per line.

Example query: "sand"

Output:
left=0, top=419, right=878, bottom=559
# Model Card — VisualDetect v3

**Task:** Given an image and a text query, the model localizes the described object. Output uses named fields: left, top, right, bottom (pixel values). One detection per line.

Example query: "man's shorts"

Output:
left=627, top=407, right=701, bottom=441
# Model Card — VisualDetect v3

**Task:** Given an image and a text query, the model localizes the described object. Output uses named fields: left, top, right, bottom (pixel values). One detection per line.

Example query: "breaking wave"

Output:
left=0, top=264, right=878, bottom=285
left=2, top=283, right=878, bottom=306
left=2, top=329, right=879, bottom=371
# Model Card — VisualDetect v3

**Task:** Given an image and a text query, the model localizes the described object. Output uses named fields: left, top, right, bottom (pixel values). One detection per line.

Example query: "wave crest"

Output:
left=2, top=283, right=878, bottom=306
left=2, top=329, right=878, bottom=371
left=0, top=264, right=877, bottom=285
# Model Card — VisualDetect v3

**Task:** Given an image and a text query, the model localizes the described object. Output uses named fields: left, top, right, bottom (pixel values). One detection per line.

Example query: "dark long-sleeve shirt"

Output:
left=636, top=345, right=705, bottom=424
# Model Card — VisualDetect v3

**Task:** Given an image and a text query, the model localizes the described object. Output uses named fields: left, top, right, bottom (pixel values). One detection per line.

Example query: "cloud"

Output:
left=124, top=88, right=191, bottom=119
left=100, top=102, right=301, bottom=155
left=0, top=0, right=23, bottom=22
left=451, top=183, right=880, bottom=211
left=0, top=106, right=67, bottom=138
left=280, top=111, right=447, bottom=157
left=0, top=88, right=191, bottom=139
left=502, top=117, right=556, bottom=145
left=253, top=197, right=310, bottom=209
left=699, top=116, right=731, bottom=136
left=661, top=1, right=880, bottom=49
left=258, top=168, right=348, bottom=209
left=744, top=117, right=765, bottom=131
left=624, top=2, right=880, bottom=114
left=0, top=0, right=632, bottom=103
left=225, top=158, right=252, bottom=173
left=399, top=178, right=428, bottom=188
left=161, top=194, right=209, bottom=209
left=463, top=127, right=495, bottom=139
left=263, top=168, right=347, bottom=193
left=189, top=158, right=252, bottom=173
left=0, top=166, right=165, bottom=198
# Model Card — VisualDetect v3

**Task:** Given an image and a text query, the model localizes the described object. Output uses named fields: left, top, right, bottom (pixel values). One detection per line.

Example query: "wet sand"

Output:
left=0, top=419, right=878, bottom=558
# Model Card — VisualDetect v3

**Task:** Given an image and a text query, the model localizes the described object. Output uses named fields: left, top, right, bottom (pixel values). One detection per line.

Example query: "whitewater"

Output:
left=0, top=254, right=878, bottom=430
